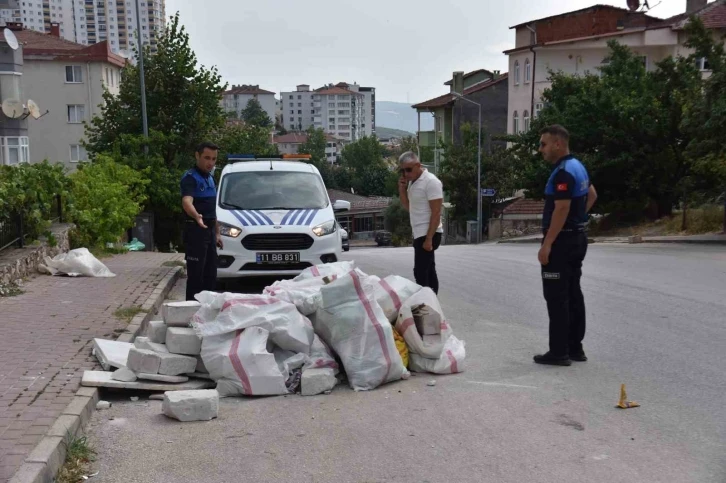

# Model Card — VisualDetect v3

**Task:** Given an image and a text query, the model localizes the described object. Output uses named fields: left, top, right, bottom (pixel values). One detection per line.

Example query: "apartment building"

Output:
left=15, top=25, right=124, bottom=168
left=1, top=0, right=165, bottom=55
left=221, top=84, right=276, bottom=124
left=0, top=26, right=29, bottom=165
left=280, top=81, right=376, bottom=141
left=504, top=0, right=726, bottom=135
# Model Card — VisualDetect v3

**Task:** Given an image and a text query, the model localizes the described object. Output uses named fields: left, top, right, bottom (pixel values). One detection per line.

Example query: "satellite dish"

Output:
left=2, top=99, right=23, bottom=118
left=627, top=0, right=640, bottom=11
left=27, top=100, right=40, bottom=119
left=4, top=28, right=18, bottom=50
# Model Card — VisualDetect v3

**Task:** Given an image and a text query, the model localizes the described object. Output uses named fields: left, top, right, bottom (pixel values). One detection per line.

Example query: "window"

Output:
left=513, top=111, right=519, bottom=133
left=298, top=110, right=301, bottom=114
left=525, top=58, right=531, bottom=83
left=67, top=105, right=85, bottom=123
left=696, top=57, right=711, bottom=71
left=523, top=110, right=530, bottom=132
left=65, top=65, right=83, bottom=83
left=297, top=95, right=301, bottom=99
left=514, top=61, right=520, bottom=85
left=534, top=102, right=543, bottom=117
left=1, top=137, right=30, bottom=165
left=289, top=94, right=293, bottom=99
left=70, top=144, right=87, bottom=163
left=297, top=102, right=301, bottom=107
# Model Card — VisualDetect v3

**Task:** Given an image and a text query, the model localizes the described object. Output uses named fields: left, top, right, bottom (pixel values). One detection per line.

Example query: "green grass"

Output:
left=162, top=260, right=186, bottom=268
left=663, top=205, right=724, bottom=234
left=113, top=305, right=146, bottom=322
left=57, top=434, right=95, bottom=483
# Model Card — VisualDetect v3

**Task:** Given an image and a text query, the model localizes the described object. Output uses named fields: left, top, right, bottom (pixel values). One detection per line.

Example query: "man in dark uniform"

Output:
left=181, top=142, right=222, bottom=301
left=534, top=125, right=598, bottom=366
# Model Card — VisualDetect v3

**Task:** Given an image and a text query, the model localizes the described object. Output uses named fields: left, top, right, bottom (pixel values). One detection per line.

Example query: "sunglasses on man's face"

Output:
left=400, top=167, right=414, bottom=173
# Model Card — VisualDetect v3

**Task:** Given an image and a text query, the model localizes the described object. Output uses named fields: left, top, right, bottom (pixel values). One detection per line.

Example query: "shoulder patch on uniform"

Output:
left=556, top=183, right=568, bottom=192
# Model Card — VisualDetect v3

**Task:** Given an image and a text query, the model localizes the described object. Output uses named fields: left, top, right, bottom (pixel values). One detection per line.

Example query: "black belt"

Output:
left=543, top=228, right=585, bottom=235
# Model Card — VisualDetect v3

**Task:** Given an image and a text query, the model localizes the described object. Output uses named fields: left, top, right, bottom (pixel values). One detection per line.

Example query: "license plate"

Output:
left=256, top=252, right=300, bottom=264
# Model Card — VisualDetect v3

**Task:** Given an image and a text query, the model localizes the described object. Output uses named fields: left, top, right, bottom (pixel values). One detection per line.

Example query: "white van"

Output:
left=215, top=156, right=350, bottom=279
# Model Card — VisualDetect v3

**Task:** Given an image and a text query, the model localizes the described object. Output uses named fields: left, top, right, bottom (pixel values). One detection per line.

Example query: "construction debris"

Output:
left=147, top=320, right=168, bottom=343
left=162, top=390, right=219, bottom=422
left=82, top=371, right=214, bottom=391
left=163, top=301, right=201, bottom=327
left=137, top=373, right=189, bottom=383
left=301, top=368, right=337, bottom=396
left=126, top=348, right=162, bottom=374
left=93, top=339, right=133, bottom=371
left=96, top=401, right=111, bottom=410
left=111, top=367, right=137, bottom=382
left=166, top=327, right=202, bottom=355
left=134, top=337, right=169, bottom=353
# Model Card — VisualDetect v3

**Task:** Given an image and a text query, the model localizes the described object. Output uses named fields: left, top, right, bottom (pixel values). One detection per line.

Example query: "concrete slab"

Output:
left=301, top=368, right=337, bottom=396
left=162, top=390, right=219, bottom=422
left=81, top=371, right=215, bottom=391
left=134, top=336, right=170, bottom=353
left=137, top=373, right=190, bottom=383
left=112, top=367, right=138, bottom=382
left=163, top=301, right=201, bottom=327
left=166, top=327, right=202, bottom=355
left=126, top=348, right=161, bottom=374
left=147, top=320, right=168, bottom=343
left=93, top=338, right=133, bottom=370
left=157, top=352, right=197, bottom=376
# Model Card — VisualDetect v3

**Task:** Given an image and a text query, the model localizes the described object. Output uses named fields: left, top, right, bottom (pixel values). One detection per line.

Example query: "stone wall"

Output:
left=501, top=219, right=541, bottom=238
left=0, top=223, right=72, bottom=284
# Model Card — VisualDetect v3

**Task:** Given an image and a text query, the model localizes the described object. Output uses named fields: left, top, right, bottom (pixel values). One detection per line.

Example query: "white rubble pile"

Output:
left=163, top=301, right=201, bottom=327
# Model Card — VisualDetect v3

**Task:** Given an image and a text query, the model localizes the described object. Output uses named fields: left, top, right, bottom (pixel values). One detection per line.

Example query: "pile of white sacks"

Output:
left=187, top=261, right=465, bottom=397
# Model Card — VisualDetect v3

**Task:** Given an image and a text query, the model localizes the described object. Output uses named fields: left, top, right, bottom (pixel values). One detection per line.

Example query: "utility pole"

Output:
left=135, top=0, right=149, bottom=152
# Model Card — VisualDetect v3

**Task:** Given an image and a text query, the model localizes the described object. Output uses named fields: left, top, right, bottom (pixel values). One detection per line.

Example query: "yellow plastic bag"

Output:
left=393, top=328, right=409, bottom=368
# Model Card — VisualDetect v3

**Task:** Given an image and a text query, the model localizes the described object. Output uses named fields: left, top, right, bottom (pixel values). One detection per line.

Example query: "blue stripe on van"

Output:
left=293, top=210, right=309, bottom=225
left=255, top=211, right=274, bottom=225
left=231, top=210, right=249, bottom=227
left=281, top=210, right=295, bottom=225
left=304, top=209, right=318, bottom=225
left=247, top=211, right=267, bottom=225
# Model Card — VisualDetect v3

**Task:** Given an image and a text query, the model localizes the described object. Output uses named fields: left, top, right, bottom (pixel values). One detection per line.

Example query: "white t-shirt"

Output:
left=407, top=169, right=444, bottom=240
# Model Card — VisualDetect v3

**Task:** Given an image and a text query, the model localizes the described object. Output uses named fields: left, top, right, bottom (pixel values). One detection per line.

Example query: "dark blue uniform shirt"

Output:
left=180, top=167, right=217, bottom=220
left=542, top=155, right=590, bottom=232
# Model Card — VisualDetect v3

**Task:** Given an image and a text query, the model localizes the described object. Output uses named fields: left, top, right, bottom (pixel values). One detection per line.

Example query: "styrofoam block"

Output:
left=166, top=327, right=202, bottom=355
left=162, top=389, right=219, bottom=422
left=147, top=320, right=167, bottom=343
left=126, top=348, right=161, bottom=374
left=157, top=352, right=197, bottom=376
left=163, top=301, right=201, bottom=327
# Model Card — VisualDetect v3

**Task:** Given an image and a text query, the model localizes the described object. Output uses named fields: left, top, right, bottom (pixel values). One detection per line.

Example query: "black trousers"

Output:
left=541, top=232, right=588, bottom=357
left=413, top=232, right=442, bottom=294
left=184, top=220, right=218, bottom=301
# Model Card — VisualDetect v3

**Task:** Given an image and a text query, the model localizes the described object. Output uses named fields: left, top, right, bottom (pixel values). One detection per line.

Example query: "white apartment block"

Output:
left=221, top=84, right=276, bottom=124
left=280, top=81, right=376, bottom=142
left=1, top=0, right=165, bottom=56
left=16, top=26, right=123, bottom=169
left=505, top=1, right=725, bottom=136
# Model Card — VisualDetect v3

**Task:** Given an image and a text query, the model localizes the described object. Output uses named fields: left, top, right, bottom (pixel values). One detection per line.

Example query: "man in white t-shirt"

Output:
left=398, top=151, right=444, bottom=294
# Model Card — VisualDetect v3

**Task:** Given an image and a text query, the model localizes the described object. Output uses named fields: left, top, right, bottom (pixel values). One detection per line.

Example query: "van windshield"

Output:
left=219, top=171, right=329, bottom=211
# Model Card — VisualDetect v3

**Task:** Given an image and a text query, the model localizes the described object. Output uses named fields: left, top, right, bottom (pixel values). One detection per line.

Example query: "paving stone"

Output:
left=112, top=367, right=138, bottom=382
left=157, top=352, right=197, bottom=376
left=147, top=320, right=167, bottom=343
left=137, top=373, right=189, bottom=383
left=162, top=389, right=219, bottom=422
left=301, top=367, right=337, bottom=396
left=126, top=348, right=161, bottom=375
left=166, top=327, right=202, bottom=355
left=81, top=371, right=215, bottom=391
left=134, top=336, right=169, bottom=353
left=163, top=301, right=201, bottom=327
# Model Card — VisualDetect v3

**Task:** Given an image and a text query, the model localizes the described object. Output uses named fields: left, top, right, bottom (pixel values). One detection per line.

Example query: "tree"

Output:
left=214, top=124, right=277, bottom=171
left=240, top=98, right=273, bottom=128
left=338, top=135, right=394, bottom=196
left=85, top=13, right=227, bottom=167
left=383, top=197, right=413, bottom=246
left=298, top=128, right=326, bottom=163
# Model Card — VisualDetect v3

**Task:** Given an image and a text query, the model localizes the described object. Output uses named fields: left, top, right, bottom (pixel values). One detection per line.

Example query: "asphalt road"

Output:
left=87, top=243, right=726, bottom=483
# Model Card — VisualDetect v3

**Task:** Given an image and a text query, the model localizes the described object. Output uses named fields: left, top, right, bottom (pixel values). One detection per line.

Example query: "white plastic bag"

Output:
left=202, top=327, right=288, bottom=397
left=304, top=334, right=339, bottom=375
left=395, top=288, right=453, bottom=359
left=409, top=335, right=466, bottom=374
left=264, top=277, right=327, bottom=315
left=293, top=261, right=356, bottom=282
left=192, top=292, right=313, bottom=354
left=315, top=270, right=408, bottom=391
left=374, top=275, right=421, bottom=323
left=39, top=248, right=115, bottom=277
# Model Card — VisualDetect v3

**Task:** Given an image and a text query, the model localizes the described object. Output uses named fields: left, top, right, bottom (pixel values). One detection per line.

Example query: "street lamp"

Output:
left=135, top=0, right=149, bottom=150
left=451, top=92, right=483, bottom=243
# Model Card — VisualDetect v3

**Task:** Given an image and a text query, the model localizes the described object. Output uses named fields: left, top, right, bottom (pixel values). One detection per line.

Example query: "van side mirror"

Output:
left=333, top=200, right=351, bottom=213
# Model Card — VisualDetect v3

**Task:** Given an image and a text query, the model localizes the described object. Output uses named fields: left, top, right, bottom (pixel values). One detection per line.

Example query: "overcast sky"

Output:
left=165, top=0, right=689, bottom=104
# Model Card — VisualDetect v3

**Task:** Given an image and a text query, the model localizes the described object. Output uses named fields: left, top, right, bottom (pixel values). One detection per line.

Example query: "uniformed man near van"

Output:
left=534, top=125, right=598, bottom=366
left=181, top=142, right=222, bottom=301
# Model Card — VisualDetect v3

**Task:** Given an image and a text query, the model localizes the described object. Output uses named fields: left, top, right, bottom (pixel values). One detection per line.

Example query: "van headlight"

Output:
left=312, top=220, right=337, bottom=237
left=219, top=222, right=242, bottom=238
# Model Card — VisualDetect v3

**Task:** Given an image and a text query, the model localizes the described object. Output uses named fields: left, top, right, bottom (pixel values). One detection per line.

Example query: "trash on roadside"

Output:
left=616, top=384, right=640, bottom=409
left=96, top=400, right=111, bottom=410
left=427, top=380, right=437, bottom=387
left=162, top=389, right=219, bottom=422
left=38, top=248, right=116, bottom=277
left=123, top=238, right=146, bottom=251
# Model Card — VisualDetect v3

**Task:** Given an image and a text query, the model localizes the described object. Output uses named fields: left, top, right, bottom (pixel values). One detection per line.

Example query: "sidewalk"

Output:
left=496, top=233, right=726, bottom=245
left=0, top=252, right=182, bottom=482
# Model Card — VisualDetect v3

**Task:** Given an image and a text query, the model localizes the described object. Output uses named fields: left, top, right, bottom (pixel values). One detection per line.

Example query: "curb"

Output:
left=8, top=265, right=183, bottom=483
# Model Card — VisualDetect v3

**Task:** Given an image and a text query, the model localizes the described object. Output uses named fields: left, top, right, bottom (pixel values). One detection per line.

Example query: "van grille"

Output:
left=241, top=234, right=314, bottom=251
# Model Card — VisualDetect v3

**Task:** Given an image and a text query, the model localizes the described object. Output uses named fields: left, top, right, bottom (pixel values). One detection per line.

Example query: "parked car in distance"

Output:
left=340, top=224, right=349, bottom=252
left=374, top=230, right=392, bottom=246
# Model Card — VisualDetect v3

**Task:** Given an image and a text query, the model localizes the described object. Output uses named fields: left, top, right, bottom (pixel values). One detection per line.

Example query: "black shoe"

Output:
left=570, top=351, right=588, bottom=362
left=534, top=352, right=572, bottom=366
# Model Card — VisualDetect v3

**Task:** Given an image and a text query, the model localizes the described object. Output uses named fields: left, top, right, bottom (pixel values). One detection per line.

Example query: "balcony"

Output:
left=418, top=131, right=442, bottom=148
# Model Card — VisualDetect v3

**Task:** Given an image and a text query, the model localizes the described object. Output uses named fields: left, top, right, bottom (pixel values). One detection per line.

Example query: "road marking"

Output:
left=466, top=381, right=538, bottom=389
